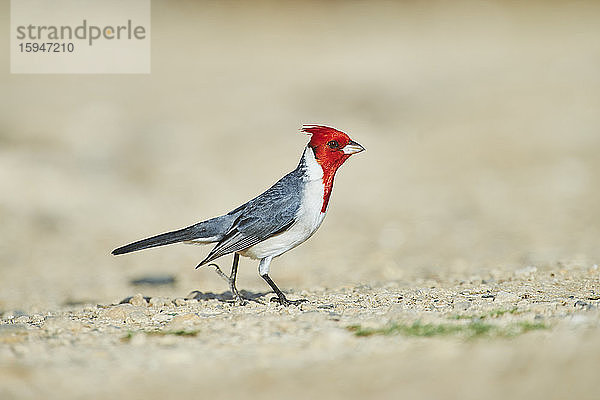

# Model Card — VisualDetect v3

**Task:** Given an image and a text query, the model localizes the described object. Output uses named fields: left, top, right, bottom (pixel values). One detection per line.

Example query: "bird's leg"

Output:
left=261, top=273, right=307, bottom=307
left=258, top=257, right=307, bottom=306
left=208, top=253, right=247, bottom=305
left=228, top=253, right=247, bottom=305
left=208, top=263, right=231, bottom=283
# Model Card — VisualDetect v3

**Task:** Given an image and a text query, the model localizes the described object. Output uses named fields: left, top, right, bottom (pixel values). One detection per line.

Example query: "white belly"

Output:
left=240, top=178, right=326, bottom=260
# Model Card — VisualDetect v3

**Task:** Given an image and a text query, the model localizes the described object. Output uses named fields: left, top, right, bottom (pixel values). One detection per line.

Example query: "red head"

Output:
left=302, top=124, right=365, bottom=172
left=302, top=124, right=365, bottom=212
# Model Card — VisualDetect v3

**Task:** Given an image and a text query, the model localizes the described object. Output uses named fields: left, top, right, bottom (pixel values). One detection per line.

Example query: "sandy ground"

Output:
left=1, top=1, right=600, bottom=399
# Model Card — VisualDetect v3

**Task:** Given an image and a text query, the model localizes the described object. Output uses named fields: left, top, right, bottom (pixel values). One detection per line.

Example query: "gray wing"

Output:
left=198, top=170, right=303, bottom=265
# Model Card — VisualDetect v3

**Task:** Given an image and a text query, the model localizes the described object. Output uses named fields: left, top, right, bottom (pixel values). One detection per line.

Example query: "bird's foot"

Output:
left=270, top=296, right=308, bottom=307
left=231, top=288, right=248, bottom=306
left=208, top=263, right=247, bottom=306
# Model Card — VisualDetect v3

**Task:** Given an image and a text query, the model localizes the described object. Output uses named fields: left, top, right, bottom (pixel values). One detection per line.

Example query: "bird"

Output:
left=112, top=125, right=365, bottom=306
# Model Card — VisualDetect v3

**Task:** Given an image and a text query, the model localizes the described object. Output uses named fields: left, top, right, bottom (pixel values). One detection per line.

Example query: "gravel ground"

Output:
left=1, top=1, right=599, bottom=399
left=2, top=264, right=599, bottom=399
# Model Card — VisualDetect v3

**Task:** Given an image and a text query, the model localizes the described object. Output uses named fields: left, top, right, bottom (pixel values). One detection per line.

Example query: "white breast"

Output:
left=240, top=147, right=326, bottom=260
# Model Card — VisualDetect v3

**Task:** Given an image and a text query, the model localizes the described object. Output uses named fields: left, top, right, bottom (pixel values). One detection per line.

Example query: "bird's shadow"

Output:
left=186, top=289, right=272, bottom=304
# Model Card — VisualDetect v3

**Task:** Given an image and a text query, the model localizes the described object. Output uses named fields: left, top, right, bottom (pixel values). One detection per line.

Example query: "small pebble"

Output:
left=129, top=293, right=148, bottom=307
left=165, top=313, right=202, bottom=331
left=174, top=298, right=187, bottom=307
left=149, top=297, right=170, bottom=308
left=102, top=304, right=147, bottom=322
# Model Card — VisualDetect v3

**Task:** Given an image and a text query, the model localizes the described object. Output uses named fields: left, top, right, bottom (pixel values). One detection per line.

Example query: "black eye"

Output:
left=327, top=140, right=339, bottom=149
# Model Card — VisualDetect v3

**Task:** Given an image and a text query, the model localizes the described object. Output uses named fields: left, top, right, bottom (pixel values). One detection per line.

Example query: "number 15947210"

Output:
left=19, top=42, right=74, bottom=52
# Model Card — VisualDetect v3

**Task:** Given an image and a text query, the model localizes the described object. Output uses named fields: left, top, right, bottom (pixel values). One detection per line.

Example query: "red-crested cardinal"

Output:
left=112, top=125, right=365, bottom=306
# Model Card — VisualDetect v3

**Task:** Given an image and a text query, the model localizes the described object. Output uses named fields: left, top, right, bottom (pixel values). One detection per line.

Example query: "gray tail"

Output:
left=111, top=214, right=238, bottom=256
left=111, top=226, right=200, bottom=255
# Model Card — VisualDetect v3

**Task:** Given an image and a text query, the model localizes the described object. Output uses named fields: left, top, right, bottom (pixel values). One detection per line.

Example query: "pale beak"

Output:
left=342, top=140, right=365, bottom=154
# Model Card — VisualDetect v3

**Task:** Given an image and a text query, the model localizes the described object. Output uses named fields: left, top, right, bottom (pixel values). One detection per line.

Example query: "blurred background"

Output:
left=1, top=0, right=599, bottom=312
